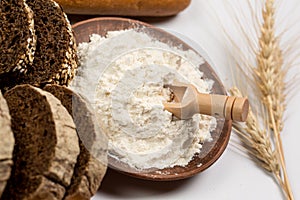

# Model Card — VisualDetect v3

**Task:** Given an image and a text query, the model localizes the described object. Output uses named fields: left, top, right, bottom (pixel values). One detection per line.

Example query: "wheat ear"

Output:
left=230, top=87, right=289, bottom=199
left=255, top=0, right=285, bottom=131
left=230, top=88, right=279, bottom=173
left=230, top=0, right=294, bottom=199
left=255, top=1, right=293, bottom=199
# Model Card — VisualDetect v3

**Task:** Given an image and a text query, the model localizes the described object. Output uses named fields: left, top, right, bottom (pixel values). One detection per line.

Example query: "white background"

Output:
left=93, top=0, right=300, bottom=199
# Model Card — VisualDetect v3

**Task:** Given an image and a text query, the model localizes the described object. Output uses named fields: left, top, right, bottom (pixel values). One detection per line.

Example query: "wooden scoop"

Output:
left=163, top=82, right=249, bottom=122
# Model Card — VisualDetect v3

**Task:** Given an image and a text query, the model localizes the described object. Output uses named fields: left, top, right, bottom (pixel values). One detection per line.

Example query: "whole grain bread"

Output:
left=2, top=85, right=80, bottom=200
left=0, top=91, right=14, bottom=198
left=0, top=0, right=36, bottom=91
left=23, top=0, right=77, bottom=86
left=44, top=85, right=107, bottom=200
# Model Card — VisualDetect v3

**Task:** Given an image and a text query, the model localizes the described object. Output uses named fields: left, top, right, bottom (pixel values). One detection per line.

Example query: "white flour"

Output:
left=71, top=30, right=217, bottom=170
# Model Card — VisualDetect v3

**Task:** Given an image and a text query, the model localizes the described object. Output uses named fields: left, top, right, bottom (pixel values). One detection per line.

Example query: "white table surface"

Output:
left=93, top=1, right=300, bottom=199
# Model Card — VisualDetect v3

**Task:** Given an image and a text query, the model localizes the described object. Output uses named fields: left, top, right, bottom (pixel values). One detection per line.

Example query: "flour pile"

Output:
left=71, top=30, right=217, bottom=170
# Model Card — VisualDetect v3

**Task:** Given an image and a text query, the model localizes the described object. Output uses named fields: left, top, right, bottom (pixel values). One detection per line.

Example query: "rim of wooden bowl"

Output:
left=72, top=17, right=232, bottom=181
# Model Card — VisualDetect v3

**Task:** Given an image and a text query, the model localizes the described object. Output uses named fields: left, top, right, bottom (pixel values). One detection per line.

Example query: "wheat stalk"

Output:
left=255, top=1, right=293, bottom=199
left=230, top=0, right=294, bottom=199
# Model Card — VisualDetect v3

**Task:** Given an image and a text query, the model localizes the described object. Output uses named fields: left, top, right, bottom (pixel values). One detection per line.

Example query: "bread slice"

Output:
left=0, top=0, right=36, bottom=91
left=23, top=0, right=77, bottom=86
left=2, top=85, right=80, bottom=200
left=0, top=91, right=14, bottom=198
left=44, top=85, right=107, bottom=200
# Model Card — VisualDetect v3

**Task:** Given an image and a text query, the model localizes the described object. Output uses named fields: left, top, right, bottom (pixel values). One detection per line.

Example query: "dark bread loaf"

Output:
left=2, top=85, right=80, bottom=200
left=23, top=0, right=77, bottom=86
left=0, top=91, right=14, bottom=198
left=44, top=85, right=107, bottom=200
left=0, top=0, right=36, bottom=91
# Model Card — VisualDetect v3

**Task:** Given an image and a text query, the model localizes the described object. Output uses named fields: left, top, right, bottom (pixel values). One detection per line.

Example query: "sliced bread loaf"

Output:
left=0, top=0, right=36, bottom=91
left=44, top=85, right=107, bottom=200
left=23, top=0, right=77, bottom=86
left=2, top=85, right=80, bottom=200
left=0, top=91, right=14, bottom=198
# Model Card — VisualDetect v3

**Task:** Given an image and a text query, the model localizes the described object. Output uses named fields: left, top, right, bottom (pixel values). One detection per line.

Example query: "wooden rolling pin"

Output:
left=55, top=0, right=191, bottom=16
left=163, top=82, right=249, bottom=122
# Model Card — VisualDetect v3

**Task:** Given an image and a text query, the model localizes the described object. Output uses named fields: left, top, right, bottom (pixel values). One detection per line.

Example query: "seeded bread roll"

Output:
left=2, top=85, right=80, bottom=200
left=0, top=91, right=14, bottom=198
left=0, top=0, right=36, bottom=91
left=55, top=0, right=191, bottom=16
left=44, top=85, right=108, bottom=200
left=23, top=0, right=77, bottom=86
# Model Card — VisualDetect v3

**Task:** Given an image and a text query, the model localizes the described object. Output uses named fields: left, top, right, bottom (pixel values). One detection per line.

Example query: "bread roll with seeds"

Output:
left=23, top=0, right=77, bottom=86
left=44, top=85, right=108, bottom=200
left=0, top=0, right=36, bottom=91
left=2, top=85, right=80, bottom=200
left=0, top=91, right=14, bottom=198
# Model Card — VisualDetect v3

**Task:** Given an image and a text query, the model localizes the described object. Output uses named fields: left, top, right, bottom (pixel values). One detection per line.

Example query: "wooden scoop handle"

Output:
left=197, top=93, right=249, bottom=122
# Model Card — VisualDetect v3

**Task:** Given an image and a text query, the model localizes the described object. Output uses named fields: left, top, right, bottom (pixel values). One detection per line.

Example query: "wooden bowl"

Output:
left=72, top=17, right=232, bottom=181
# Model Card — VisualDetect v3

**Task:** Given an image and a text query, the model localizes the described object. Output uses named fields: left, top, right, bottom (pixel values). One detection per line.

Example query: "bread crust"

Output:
left=0, top=91, right=14, bottom=198
left=44, top=85, right=107, bottom=200
left=55, top=0, right=191, bottom=16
